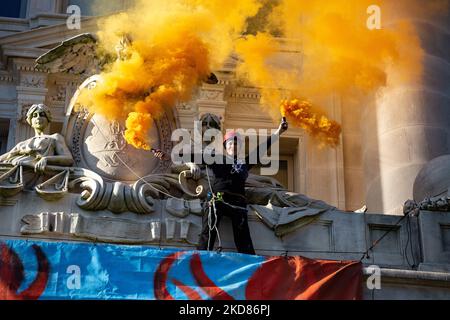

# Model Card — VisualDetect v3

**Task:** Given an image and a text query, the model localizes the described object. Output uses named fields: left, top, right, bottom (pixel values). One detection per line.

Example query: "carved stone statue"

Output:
left=0, top=104, right=74, bottom=172
left=0, top=104, right=74, bottom=200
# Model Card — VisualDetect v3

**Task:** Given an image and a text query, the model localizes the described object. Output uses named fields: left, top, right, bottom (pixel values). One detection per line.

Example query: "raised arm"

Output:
left=171, top=148, right=206, bottom=180
left=246, top=118, right=288, bottom=166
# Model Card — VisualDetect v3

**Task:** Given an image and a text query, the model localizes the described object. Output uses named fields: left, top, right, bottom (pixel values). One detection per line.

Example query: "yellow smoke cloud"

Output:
left=234, top=0, right=445, bottom=147
left=125, top=112, right=152, bottom=150
left=281, top=99, right=341, bottom=147
left=264, top=0, right=426, bottom=92
left=78, top=0, right=445, bottom=150
left=79, top=0, right=262, bottom=149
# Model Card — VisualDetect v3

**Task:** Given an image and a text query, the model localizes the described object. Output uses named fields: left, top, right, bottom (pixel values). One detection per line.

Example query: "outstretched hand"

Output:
left=187, top=162, right=201, bottom=180
left=34, top=157, right=47, bottom=172
left=151, top=148, right=167, bottom=160
left=276, top=117, right=288, bottom=136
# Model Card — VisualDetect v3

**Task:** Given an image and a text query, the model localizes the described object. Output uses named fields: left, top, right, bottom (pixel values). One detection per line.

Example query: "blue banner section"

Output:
left=1, top=240, right=266, bottom=300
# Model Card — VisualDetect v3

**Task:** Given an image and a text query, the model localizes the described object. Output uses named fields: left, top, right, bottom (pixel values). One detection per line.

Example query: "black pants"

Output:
left=197, top=200, right=255, bottom=255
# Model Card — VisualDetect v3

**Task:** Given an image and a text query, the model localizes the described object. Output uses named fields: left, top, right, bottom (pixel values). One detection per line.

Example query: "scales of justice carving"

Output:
left=0, top=33, right=346, bottom=246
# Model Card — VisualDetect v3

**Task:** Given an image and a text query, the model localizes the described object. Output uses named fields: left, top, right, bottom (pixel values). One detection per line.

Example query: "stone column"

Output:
left=364, top=17, right=450, bottom=214
left=45, top=73, right=73, bottom=126
left=196, top=83, right=227, bottom=122
left=6, top=120, right=17, bottom=151
left=175, top=103, right=198, bottom=131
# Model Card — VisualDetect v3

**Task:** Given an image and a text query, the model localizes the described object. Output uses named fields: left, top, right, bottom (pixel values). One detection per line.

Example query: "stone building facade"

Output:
left=0, top=0, right=449, bottom=299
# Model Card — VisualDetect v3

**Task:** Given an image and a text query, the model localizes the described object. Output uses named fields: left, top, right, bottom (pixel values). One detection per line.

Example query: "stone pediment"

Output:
left=0, top=16, right=99, bottom=60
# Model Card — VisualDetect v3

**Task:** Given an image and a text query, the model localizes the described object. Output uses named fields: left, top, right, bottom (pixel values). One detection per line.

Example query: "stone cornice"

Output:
left=16, top=85, right=48, bottom=94
left=0, top=16, right=98, bottom=47
left=28, top=13, right=72, bottom=30
left=0, top=17, right=29, bottom=25
left=0, top=17, right=29, bottom=34
left=363, top=267, right=450, bottom=288
left=12, top=57, right=40, bottom=71
left=0, top=70, right=14, bottom=82
left=2, top=45, right=47, bottom=60
left=229, top=89, right=261, bottom=101
left=220, top=54, right=239, bottom=73
left=28, top=12, right=71, bottom=20
left=0, top=16, right=100, bottom=65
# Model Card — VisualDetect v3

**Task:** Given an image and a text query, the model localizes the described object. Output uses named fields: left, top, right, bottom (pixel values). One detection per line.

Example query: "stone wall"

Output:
left=1, top=189, right=450, bottom=298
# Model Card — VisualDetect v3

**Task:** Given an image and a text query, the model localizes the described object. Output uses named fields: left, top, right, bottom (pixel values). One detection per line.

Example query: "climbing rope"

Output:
left=91, top=118, right=180, bottom=200
left=205, top=165, right=222, bottom=252
left=359, top=214, right=408, bottom=262
left=92, top=118, right=226, bottom=252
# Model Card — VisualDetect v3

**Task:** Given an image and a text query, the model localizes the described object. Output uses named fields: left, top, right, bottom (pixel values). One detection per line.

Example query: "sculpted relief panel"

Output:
left=83, top=115, right=160, bottom=181
left=64, top=76, right=175, bottom=182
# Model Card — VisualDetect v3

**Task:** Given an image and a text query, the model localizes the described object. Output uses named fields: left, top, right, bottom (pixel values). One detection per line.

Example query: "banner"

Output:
left=0, top=240, right=362, bottom=300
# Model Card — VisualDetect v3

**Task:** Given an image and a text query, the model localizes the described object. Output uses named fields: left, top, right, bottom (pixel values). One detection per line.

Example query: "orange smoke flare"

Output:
left=280, top=99, right=341, bottom=147
left=76, top=0, right=442, bottom=150
left=77, top=0, right=262, bottom=150
left=124, top=112, right=152, bottom=150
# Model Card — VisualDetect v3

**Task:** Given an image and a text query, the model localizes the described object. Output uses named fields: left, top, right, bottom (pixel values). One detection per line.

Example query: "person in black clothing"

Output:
left=187, top=118, right=288, bottom=254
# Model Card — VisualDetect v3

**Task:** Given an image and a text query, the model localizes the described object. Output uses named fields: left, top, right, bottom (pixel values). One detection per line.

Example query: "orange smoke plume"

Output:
left=78, top=28, right=211, bottom=149
left=234, top=0, right=447, bottom=147
left=124, top=112, right=152, bottom=150
left=280, top=99, right=341, bottom=147
left=77, top=0, right=445, bottom=150
left=78, top=0, right=262, bottom=150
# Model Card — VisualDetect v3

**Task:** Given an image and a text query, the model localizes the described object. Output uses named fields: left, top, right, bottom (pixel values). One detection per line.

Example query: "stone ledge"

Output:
left=364, top=267, right=450, bottom=287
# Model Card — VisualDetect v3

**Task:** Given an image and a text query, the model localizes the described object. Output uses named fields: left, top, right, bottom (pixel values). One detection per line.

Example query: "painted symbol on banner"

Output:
left=154, top=251, right=234, bottom=300
left=154, top=252, right=363, bottom=300
left=0, top=243, right=50, bottom=300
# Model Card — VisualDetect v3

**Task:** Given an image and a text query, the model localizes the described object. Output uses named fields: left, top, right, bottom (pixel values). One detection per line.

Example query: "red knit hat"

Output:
left=223, top=130, right=242, bottom=143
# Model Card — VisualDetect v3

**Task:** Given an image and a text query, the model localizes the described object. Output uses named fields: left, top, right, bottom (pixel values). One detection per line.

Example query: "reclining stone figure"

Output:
left=0, top=104, right=74, bottom=172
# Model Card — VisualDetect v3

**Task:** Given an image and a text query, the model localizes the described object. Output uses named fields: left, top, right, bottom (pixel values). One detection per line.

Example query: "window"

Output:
left=68, top=0, right=135, bottom=16
left=0, top=119, right=10, bottom=154
left=250, top=156, right=294, bottom=191
left=0, top=0, right=27, bottom=18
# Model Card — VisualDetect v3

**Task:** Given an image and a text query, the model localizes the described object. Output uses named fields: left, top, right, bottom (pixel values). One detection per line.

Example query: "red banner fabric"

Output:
left=246, top=256, right=363, bottom=300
